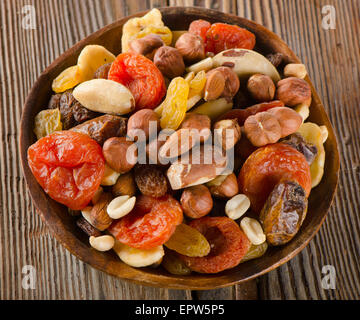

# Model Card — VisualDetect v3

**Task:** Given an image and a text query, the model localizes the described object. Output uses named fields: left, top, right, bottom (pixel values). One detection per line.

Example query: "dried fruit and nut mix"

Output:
left=28, top=9, right=329, bottom=274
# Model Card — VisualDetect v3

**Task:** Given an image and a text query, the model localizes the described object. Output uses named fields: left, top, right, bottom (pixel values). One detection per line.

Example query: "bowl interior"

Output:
left=20, top=7, right=339, bottom=290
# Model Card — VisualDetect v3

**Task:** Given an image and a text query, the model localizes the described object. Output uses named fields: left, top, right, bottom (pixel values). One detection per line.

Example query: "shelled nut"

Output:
left=207, top=173, right=239, bottom=198
left=88, top=193, right=113, bottom=231
left=101, top=164, right=121, bottom=186
left=213, top=119, right=241, bottom=150
left=225, top=194, right=250, bottom=220
left=127, top=109, right=160, bottom=142
left=180, top=185, right=213, bottom=218
left=247, top=74, right=276, bottom=102
left=112, top=172, right=136, bottom=197
left=284, top=63, right=307, bottom=79
left=103, top=137, right=138, bottom=173
left=107, top=195, right=136, bottom=219
left=175, top=32, right=205, bottom=62
left=240, top=217, right=266, bottom=245
left=89, top=235, right=115, bottom=251
left=153, top=46, right=185, bottom=78
left=276, top=77, right=312, bottom=107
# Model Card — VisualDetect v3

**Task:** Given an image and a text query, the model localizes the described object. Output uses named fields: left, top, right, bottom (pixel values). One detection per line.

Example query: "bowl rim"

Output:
left=19, top=6, right=340, bottom=290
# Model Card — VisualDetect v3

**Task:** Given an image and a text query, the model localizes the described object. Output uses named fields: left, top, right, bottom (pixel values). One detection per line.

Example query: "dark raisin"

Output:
left=76, top=217, right=102, bottom=237
left=93, top=63, right=112, bottom=79
left=281, top=132, right=318, bottom=164
left=71, top=115, right=127, bottom=145
left=48, top=93, right=62, bottom=109
left=233, top=89, right=256, bottom=109
left=59, top=91, right=76, bottom=129
left=266, top=52, right=285, bottom=68
left=72, top=101, right=98, bottom=123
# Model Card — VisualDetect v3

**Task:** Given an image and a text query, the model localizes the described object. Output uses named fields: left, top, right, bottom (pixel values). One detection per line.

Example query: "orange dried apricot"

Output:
left=178, top=217, right=251, bottom=274
left=205, top=23, right=256, bottom=54
left=109, top=194, right=183, bottom=249
left=238, top=143, right=311, bottom=213
left=108, top=52, right=166, bottom=110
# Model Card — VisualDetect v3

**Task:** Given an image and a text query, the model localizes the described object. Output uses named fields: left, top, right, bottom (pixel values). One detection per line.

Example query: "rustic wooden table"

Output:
left=1, top=0, right=359, bottom=300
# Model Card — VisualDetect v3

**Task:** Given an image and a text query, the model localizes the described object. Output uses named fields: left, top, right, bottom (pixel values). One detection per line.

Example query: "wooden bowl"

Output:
left=19, top=7, right=339, bottom=290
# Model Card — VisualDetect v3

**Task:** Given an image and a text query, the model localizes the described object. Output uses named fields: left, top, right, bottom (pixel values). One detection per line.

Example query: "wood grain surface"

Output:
left=0, top=0, right=359, bottom=300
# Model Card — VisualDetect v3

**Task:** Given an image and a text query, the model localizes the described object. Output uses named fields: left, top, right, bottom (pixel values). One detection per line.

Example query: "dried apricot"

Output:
left=156, top=77, right=189, bottom=130
left=109, top=194, right=183, bottom=249
left=165, top=223, right=210, bottom=257
left=238, top=143, right=311, bottom=213
left=108, top=52, right=166, bottom=110
left=205, top=23, right=256, bottom=54
left=27, top=131, right=105, bottom=210
left=188, top=19, right=211, bottom=43
left=178, top=217, right=251, bottom=274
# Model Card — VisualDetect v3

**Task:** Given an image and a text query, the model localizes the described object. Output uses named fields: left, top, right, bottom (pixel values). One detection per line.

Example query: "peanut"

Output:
left=107, top=195, right=136, bottom=219
left=240, top=217, right=266, bottom=245
left=225, top=194, right=250, bottom=220
left=89, top=235, right=115, bottom=252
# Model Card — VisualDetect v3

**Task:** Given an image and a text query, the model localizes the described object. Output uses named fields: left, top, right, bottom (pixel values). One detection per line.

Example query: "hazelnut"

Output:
left=128, top=34, right=164, bottom=60
left=89, top=193, right=113, bottom=231
left=175, top=32, right=206, bottom=62
left=247, top=74, right=276, bottom=102
left=216, top=67, right=240, bottom=98
left=244, top=112, right=282, bottom=147
left=180, top=185, right=213, bottom=218
left=112, top=172, right=136, bottom=197
left=267, top=107, right=303, bottom=137
left=127, top=109, right=160, bottom=141
left=153, top=46, right=185, bottom=78
left=213, top=119, right=241, bottom=150
left=179, top=113, right=211, bottom=143
left=284, top=63, right=307, bottom=79
left=206, top=173, right=239, bottom=198
left=276, top=77, right=312, bottom=107
left=205, top=67, right=240, bottom=101
left=103, top=137, right=137, bottom=173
